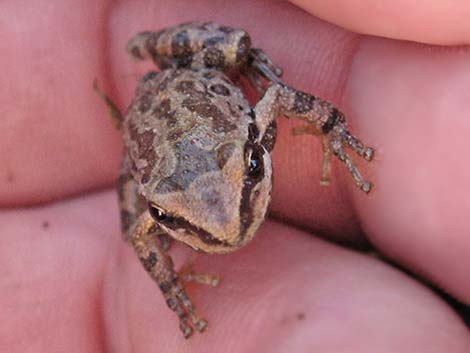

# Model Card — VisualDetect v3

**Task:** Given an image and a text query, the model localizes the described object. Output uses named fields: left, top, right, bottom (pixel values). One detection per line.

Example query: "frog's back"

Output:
left=123, top=68, right=253, bottom=197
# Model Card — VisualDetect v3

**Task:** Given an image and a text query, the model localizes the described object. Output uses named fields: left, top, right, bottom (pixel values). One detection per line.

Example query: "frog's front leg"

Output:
left=254, top=84, right=374, bottom=193
left=128, top=211, right=210, bottom=338
left=129, top=212, right=208, bottom=337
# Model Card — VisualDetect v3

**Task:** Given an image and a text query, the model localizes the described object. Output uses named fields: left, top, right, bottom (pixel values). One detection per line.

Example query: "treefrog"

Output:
left=95, top=21, right=374, bottom=338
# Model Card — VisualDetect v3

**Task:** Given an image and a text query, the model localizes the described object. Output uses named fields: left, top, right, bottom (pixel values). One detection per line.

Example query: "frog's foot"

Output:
left=158, top=256, right=218, bottom=338
left=167, top=264, right=219, bottom=338
left=326, top=128, right=374, bottom=193
left=179, top=262, right=221, bottom=287
left=161, top=275, right=210, bottom=338
left=254, top=84, right=374, bottom=193
left=292, top=123, right=374, bottom=193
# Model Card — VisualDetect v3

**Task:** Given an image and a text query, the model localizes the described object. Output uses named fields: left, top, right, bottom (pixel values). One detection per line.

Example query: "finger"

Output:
left=104, top=219, right=469, bottom=352
left=290, top=0, right=470, bottom=45
left=0, top=0, right=121, bottom=206
left=347, top=38, right=470, bottom=302
left=0, top=191, right=118, bottom=351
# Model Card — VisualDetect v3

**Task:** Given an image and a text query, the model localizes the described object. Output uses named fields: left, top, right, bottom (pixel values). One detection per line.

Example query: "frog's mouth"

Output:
left=159, top=215, right=236, bottom=253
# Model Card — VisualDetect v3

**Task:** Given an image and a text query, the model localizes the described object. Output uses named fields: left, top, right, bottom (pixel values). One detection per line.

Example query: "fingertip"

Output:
left=290, top=0, right=470, bottom=45
left=347, top=37, right=470, bottom=302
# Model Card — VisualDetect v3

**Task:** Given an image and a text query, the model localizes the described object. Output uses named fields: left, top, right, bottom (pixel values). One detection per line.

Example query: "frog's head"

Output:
left=144, top=123, right=274, bottom=254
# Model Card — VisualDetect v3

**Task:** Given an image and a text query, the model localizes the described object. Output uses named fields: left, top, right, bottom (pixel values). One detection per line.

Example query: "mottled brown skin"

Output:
left=99, top=21, right=374, bottom=338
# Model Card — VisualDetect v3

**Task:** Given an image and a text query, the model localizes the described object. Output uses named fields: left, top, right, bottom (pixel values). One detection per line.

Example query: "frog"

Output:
left=94, top=21, right=374, bottom=338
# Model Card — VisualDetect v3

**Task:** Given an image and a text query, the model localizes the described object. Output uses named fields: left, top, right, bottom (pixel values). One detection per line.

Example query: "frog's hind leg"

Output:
left=126, top=22, right=255, bottom=72
left=178, top=252, right=220, bottom=288
left=254, top=84, right=374, bottom=193
left=93, top=80, right=124, bottom=129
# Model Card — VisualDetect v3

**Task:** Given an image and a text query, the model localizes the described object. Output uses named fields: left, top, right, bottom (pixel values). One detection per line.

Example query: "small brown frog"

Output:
left=95, top=21, right=374, bottom=338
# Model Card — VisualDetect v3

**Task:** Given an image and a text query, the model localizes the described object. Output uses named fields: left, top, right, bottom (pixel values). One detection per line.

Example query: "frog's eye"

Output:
left=247, top=145, right=264, bottom=180
left=149, top=204, right=174, bottom=224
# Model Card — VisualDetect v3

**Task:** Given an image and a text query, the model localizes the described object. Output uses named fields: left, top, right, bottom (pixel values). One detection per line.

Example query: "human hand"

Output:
left=1, top=1, right=469, bottom=352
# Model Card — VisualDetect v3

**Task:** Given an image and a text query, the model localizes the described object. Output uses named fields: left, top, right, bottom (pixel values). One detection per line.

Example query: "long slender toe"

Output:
left=364, top=147, right=375, bottom=161
left=361, top=181, right=373, bottom=193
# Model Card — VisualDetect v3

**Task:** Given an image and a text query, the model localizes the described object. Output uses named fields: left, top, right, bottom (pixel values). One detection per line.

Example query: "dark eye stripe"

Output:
left=238, top=142, right=265, bottom=241
left=248, top=122, right=259, bottom=141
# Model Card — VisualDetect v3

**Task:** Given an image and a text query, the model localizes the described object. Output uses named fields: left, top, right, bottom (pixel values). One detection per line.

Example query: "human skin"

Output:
left=0, top=1, right=469, bottom=352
